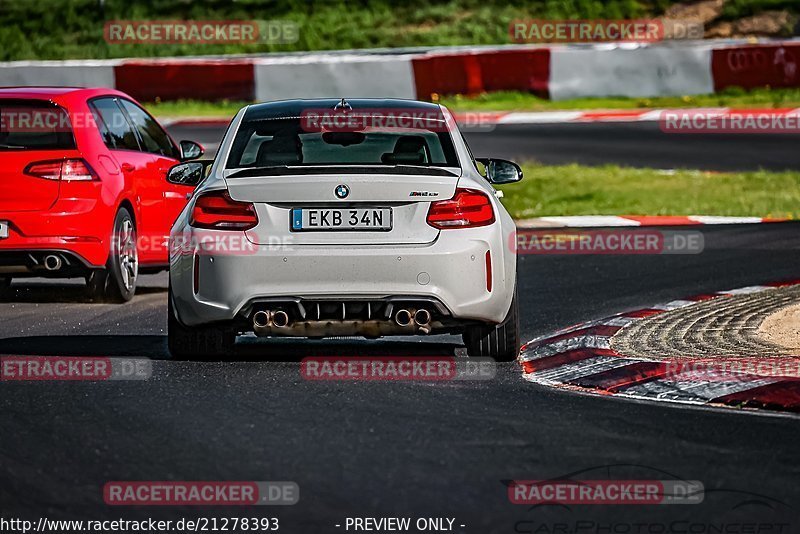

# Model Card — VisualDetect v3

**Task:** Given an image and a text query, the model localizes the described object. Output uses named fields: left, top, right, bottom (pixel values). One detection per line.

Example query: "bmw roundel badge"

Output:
left=335, top=184, right=350, bottom=199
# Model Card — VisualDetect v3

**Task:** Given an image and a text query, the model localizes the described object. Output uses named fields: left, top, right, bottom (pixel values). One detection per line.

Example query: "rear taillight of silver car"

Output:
left=426, top=188, right=495, bottom=229
left=190, top=190, right=258, bottom=231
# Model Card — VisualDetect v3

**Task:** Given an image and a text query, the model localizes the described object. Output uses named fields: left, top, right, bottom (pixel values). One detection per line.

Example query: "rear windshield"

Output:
left=226, top=110, right=460, bottom=170
left=0, top=100, right=75, bottom=150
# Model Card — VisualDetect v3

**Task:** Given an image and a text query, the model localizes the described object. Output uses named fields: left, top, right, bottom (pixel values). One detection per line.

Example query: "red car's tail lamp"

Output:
left=190, top=190, right=258, bottom=231
left=24, top=159, right=97, bottom=181
left=426, top=188, right=495, bottom=229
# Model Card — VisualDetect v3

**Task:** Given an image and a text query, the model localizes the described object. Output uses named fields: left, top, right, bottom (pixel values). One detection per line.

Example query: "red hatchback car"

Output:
left=0, top=87, right=202, bottom=301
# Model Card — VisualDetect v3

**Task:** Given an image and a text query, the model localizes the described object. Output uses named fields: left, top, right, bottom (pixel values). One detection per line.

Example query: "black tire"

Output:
left=0, top=277, right=11, bottom=298
left=168, top=290, right=235, bottom=360
left=87, top=207, right=138, bottom=303
left=85, top=269, right=108, bottom=302
left=463, top=285, right=520, bottom=362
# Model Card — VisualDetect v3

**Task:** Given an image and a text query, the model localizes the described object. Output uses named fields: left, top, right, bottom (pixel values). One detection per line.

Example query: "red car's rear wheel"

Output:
left=86, top=207, right=138, bottom=303
left=0, top=277, right=10, bottom=296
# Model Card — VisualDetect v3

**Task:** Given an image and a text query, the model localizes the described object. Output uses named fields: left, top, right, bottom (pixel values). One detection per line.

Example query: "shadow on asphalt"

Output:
left=0, top=334, right=462, bottom=362
left=0, top=283, right=166, bottom=304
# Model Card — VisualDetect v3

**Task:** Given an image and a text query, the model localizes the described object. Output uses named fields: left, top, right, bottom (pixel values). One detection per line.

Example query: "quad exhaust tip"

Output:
left=253, top=309, right=290, bottom=329
left=394, top=309, right=413, bottom=327
left=414, top=308, right=431, bottom=327
left=253, top=310, right=271, bottom=328
left=395, top=308, right=432, bottom=332
left=272, top=310, right=289, bottom=328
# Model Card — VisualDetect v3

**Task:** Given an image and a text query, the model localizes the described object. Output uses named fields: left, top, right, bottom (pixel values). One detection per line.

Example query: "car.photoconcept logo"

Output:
left=335, top=184, right=350, bottom=199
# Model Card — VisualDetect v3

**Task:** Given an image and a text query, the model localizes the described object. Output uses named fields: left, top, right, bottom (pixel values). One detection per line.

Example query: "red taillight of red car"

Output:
left=426, top=188, right=495, bottom=229
left=24, top=158, right=97, bottom=181
left=190, top=190, right=258, bottom=231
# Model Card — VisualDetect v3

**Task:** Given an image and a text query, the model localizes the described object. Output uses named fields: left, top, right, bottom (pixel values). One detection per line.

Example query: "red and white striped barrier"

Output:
left=549, top=44, right=714, bottom=100
left=115, top=58, right=255, bottom=101
left=253, top=53, right=418, bottom=101
left=0, top=59, right=118, bottom=89
left=2, top=40, right=800, bottom=103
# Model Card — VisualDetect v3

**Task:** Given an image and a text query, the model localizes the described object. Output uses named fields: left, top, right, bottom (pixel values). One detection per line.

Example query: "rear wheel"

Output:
left=86, top=207, right=138, bottom=303
left=168, top=291, right=235, bottom=360
left=85, top=269, right=107, bottom=301
left=0, top=277, right=11, bottom=297
left=463, top=285, right=520, bottom=362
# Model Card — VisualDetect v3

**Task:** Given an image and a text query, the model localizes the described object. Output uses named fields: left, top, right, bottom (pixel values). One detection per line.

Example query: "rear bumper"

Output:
left=170, top=225, right=516, bottom=329
left=0, top=249, right=94, bottom=277
left=0, top=202, right=110, bottom=268
left=0, top=237, right=107, bottom=270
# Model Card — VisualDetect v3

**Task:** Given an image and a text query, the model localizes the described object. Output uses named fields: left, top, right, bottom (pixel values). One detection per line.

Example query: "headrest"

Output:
left=256, top=135, right=303, bottom=166
left=380, top=135, right=430, bottom=165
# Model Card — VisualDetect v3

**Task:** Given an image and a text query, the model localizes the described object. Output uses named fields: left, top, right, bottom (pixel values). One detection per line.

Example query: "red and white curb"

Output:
left=515, top=215, right=789, bottom=228
left=518, top=281, right=800, bottom=413
left=462, top=108, right=800, bottom=126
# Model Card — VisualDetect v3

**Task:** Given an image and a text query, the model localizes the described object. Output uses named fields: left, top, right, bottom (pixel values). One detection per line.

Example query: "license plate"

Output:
left=0, top=221, right=7, bottom=239
left=291, top=208, right=392, bottom=231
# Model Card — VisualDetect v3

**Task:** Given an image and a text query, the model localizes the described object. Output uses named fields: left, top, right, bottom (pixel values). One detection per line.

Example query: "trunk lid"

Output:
left=224, top=167, right=460, bottom=245
left=0, top=99, right=77, bottom=212
left=0, top=150, right=82, bottom=212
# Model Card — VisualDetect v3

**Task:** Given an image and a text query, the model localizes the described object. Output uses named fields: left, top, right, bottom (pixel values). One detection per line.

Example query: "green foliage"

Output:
left=439, top=88, right=800, bottom=111
left=722, top=0, right=800, bottom=19
left=1, top=0, right=792, bottom=60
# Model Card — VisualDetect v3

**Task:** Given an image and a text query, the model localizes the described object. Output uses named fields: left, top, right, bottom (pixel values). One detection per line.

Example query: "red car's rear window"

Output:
left=0, top=99, right=76, bottom=150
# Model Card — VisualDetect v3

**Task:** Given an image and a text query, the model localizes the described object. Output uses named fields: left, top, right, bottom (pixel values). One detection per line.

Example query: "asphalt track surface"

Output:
left=1, top=123, right=799, bottom=532
left=167, top=121, right=800, bottom=171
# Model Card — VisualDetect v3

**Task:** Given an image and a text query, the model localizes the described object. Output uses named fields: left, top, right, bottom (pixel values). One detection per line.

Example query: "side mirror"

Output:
left=167, top=160, right=213, bottom=187
left=476, top=158, right=523, bottom=185
left=179, top=140, right=204, bottom=161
